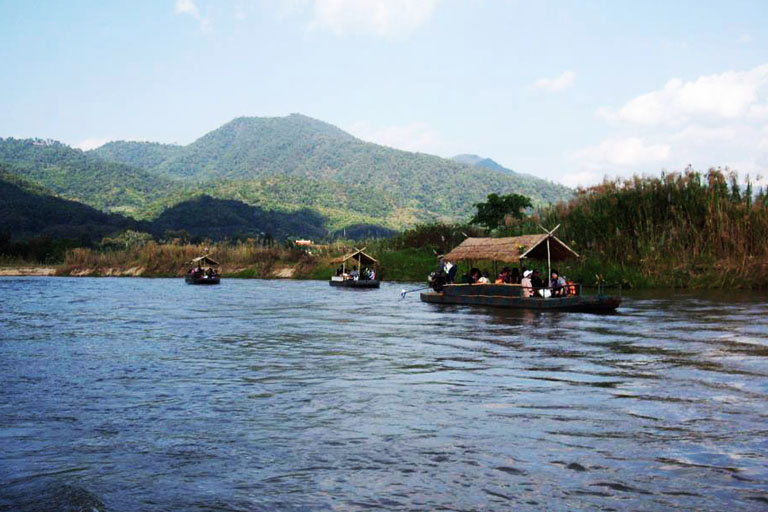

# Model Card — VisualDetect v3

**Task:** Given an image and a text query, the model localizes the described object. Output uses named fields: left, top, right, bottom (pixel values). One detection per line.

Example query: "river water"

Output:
left=1, top=277, right=767, bottom=511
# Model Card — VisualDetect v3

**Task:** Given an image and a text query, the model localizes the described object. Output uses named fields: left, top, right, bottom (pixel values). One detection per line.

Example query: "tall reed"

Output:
left=535, top=168, right=768, bottom=287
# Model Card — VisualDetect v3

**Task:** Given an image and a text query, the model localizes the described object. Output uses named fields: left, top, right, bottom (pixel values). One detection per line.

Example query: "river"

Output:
left=1, top=277, right=767, bottom=511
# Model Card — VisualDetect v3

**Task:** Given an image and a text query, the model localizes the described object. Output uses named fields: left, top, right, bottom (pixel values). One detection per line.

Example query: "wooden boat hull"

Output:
left=420, top=284, right=620, bottom=312
left=185, top=275, right=220, bottom=285
left=329, top=279, right=380, bottom=289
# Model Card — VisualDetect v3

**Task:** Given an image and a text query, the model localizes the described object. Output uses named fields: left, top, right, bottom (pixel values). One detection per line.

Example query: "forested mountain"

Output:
left=0, top=167, right=141, bottom=242
left=452, top=154, right=514, bottom=174
left=88, top=114, right=573, bottom=226
left=148, top=195, right=327, bottom=241
left=1, top=114, right=574, bottom=239
left=0, top=138, right=178, bottom=217
left=0, top=169, right=326, bottom=243
left=90, top=141, right=184, bottom=170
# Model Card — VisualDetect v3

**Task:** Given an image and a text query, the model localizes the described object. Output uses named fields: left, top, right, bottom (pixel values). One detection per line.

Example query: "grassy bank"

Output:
left=58, top=242, right=314, bottom=278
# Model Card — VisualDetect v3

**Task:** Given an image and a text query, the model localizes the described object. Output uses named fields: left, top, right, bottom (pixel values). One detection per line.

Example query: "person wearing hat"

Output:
left=521, top=269, right=534, bottom=297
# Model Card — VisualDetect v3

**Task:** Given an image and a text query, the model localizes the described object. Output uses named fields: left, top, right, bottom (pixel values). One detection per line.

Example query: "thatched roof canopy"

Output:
left=444, top=235, right=579, bottom=263
left=330, top=248, right=378, bottom=265
left=188, top=255, right=219, bottom=267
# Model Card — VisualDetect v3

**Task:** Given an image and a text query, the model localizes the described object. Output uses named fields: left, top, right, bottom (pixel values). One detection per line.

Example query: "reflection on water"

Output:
left=1, top=277, right=767, bottom=511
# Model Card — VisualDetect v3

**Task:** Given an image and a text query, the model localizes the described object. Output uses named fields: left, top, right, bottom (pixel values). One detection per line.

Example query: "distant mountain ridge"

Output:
left=0, top=114, right=573, bottom=240
left=452, top=154, right=514, bottom=175
left=89, top=114, right=573, bottom=224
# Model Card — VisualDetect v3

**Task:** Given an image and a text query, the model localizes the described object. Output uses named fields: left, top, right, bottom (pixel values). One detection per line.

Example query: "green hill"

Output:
left=0, top=166, right=141, bottom=242
left=0, top=137, right=179, bottom=218
left=90, top=140, right=184, bottom=170
left=0, top=168, right=328, bottom=243
left=89, top=114, right=573, bottom=228
left=1, top=115, right=574, bottom=237
left=148, top=195, right=327, bottom=241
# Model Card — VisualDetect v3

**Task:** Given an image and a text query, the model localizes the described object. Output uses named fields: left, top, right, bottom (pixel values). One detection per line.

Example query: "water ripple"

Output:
left=1, top=277, right=767, bottom=511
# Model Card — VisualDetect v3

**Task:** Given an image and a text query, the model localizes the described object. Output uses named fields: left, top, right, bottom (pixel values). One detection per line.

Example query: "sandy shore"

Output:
left=0, top=266, right=58, bottom=276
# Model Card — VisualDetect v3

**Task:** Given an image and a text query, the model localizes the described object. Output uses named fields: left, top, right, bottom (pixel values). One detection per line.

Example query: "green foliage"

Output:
left=0, top=138, right=179, bottom=217
left=376, top=248, right=437, bottom=282
left=470, top=193, right=533, bottom=230
left=100, top=230, right=155, bottom=250
left=0, top=167, right=141, bottom=245
left=383, top=223, right=483, bottom=253
left=89, top=140, right=184, bottom=169
left=87, top=114, right=573, bottom=228
left=537, top=168, right=768, bottom=288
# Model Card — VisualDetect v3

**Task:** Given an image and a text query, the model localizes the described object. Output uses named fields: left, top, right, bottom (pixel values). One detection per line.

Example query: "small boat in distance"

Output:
left=420, top=228, right=621, bottom=313
left=330, top=247, right=380, bottom=288
left=185, top=255, right=221, bottom=285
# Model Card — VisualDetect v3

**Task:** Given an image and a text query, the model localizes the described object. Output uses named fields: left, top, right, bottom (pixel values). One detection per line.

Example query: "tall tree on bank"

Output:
left=470, top=193, right=533, bottom=230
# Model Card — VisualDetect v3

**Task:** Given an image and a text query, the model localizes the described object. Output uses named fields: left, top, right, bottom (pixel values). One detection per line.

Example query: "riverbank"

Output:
left=4, top=249, right=768, bottom=289
left=0, top=266, right=57, bottom=276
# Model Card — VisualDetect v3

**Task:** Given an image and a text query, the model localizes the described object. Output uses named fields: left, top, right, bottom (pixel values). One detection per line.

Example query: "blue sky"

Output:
left=1, top=0, right=767, bottom=187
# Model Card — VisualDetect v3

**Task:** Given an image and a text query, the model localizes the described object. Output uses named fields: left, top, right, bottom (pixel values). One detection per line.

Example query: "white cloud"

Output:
left=348, top=120, right=446, bottom=155
left=74, top=137, right=111, bottom=151
left=759, top=126, right=768, bottom=151
left=533, top=71, right=575, bottom=92
left=175, top=0, right=210, bottom=31
left=559, top=170, right=605, bottom=188
left=739, top=33, right=753, bottom=43
left=599, top=64, right=768, bottom=126
left=308, top=0, right=439, bottom=39
left=670, top=125, right=738, bottom=145
left=571, top=137, right=671, bottom=170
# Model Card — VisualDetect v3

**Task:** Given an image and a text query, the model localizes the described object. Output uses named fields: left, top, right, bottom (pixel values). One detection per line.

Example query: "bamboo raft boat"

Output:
left=329, top=248, right=380, bottom=289
left=420, top=228, right=621, bottom=313
left=185, top=255, right=221, bottom=285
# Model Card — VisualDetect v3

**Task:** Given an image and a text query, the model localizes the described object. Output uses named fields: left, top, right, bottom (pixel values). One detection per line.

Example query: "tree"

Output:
left=470, top=193, right=532, bottom=230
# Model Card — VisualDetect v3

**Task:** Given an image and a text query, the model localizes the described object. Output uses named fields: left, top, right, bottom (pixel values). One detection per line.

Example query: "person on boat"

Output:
left=350, top=269, right=359, bottom=280
left=463, top=268, right=481, bottom=284
left=477, top=270, right=491, bottom=284
left=443, top=259, right=457, bottom=284
left=531, top=269, right=544, bottom=297
left=368, top=268, right=376, bottom=280
left=550, top=270, right=567, bottom=297
left=495, top=267, right=511, bottom=284
left=510, top=267, right=521, bottom=284
left=521, top=270, right=534, bottom=297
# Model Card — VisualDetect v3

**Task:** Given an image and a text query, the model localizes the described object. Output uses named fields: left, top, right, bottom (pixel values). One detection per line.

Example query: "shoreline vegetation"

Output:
left=3, top=169, right=768, bottom=288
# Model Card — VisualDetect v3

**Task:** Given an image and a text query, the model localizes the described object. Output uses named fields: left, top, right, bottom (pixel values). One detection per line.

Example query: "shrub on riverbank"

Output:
left=59, top=242, right=310, bottom=278
left=536, top=169, right=768, bottom=288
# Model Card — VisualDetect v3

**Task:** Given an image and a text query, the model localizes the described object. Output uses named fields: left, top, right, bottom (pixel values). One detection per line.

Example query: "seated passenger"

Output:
left=510, top=268, right=521, bottom=284
left=463, top=268, right=481, bottom=284
left=550, top=270, right=567, bottom=297
left=521, top=270, right=534, bottom=297
left=495, top=267, right=511, bottom=284
left=531, top=269, right=544, bottom=297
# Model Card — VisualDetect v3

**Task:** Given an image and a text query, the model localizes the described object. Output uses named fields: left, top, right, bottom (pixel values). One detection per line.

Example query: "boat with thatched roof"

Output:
left=185, top=255, right=221, bottom=285
left=330, top=248, right=380, bottom=288
left=420, top=228, right=620, bottom=312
